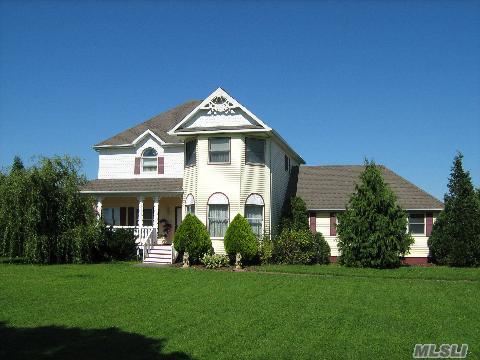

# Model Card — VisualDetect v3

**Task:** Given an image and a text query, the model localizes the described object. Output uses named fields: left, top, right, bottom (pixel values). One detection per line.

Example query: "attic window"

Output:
left=142, top=147, right=158, bottom=172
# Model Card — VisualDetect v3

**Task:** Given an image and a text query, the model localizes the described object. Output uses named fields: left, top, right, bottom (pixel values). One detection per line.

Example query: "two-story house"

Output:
left=82, top=88, right=443, bottom=265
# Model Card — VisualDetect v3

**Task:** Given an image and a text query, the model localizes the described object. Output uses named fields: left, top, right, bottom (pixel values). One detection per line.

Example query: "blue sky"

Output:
left=1, top=0, right=479, bottom=200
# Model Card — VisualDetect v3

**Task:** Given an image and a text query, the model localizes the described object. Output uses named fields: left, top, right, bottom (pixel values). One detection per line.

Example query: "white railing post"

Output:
left=153, top=196, right=159, bottom=240
left=137, top=196, right=144, bottom=241
left=96, top=197, right=103, bottom=220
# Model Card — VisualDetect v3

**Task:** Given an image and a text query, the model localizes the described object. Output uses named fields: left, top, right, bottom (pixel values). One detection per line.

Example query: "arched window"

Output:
left=245, top=194, right=264, bottom=237
left=142, top=147, right=158, bottom=172
left=185, top=194, right=195, bottom=215
left=207, top=193, right=229, bottom=238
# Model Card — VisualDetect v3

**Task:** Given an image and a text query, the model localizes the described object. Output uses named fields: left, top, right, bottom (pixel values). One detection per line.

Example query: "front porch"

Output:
left=81, top=178, right=185, bottom=264
left=95, top=195, right=182, bottom=264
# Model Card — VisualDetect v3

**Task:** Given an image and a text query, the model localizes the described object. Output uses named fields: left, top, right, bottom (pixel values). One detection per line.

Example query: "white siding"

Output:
left=270, top=140, right=298, bottom=234
left=315, top=211, right=439, bottom=258
left=98, top=137, right=183, bottom=179
left=181, top=134, right=272, bottom=254
left=315, top=212, right=339, bottom=256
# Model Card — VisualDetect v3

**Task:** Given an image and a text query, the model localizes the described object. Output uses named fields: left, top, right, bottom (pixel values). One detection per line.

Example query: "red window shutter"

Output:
left=158, top=157, right=164, bottom=174
left=426, top=212, right=433, bottom=236
left=134, top=157, right=141, bottom=174
left=330, top=213, right=337, bottom=236
left=309, top=212, right=316, bottom=233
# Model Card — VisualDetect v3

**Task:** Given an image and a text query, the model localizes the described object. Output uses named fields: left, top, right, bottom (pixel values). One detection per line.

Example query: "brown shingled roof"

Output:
left=81, top=178, right=183, bottom=193
left=95, top=100, right=201, bottom=147
left=297, top=165, right=444, bottom=210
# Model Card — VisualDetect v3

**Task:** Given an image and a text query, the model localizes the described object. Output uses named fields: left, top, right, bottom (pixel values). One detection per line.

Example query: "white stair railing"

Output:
left=142, top=228, right=157, bottom=261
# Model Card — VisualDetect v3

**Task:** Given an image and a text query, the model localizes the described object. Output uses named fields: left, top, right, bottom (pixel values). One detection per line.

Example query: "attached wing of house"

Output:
left=296, top=165, right=444, bottom=264
left=82, top=88, right=443, bottom=265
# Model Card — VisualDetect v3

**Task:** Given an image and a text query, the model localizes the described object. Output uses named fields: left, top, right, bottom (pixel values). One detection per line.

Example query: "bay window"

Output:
left=185, top=139, right=196, bottom=167
left=185, top=194, right=195, bottom=215
left=246, top=137, right=265, bottom=165
left=245, top=194, right=264, bottom=237
left=209, top=138, right=230, bottom=163
left=208, top=193, right=229, bottom=237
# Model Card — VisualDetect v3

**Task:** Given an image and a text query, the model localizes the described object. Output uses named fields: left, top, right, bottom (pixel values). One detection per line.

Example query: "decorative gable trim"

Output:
left=168, top=88, right=272, bottom=135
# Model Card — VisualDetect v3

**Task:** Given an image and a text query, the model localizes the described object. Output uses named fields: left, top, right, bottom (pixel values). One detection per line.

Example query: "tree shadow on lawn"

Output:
left=0, top=322, right=194, bottom=360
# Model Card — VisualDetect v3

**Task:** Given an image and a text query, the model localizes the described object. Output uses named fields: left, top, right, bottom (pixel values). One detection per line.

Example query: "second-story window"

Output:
left=185, top=139, right=196, bottom=167
left=209, top=137, right=230, bottom=163
left=142, top=148, right=158, bottom=172
left=246, top=138, right=265, bottom=165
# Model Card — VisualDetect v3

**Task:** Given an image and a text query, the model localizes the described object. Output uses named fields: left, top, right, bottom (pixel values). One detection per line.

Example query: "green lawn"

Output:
left=0, top=263, right=479, bottom=359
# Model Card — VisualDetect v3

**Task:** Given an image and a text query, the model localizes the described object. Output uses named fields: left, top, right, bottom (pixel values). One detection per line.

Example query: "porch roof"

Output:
left=81, top=178, right=183, bottom=195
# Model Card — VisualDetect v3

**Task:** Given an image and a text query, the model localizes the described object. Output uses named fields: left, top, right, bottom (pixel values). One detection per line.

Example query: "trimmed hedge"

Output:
left=173, top=213, right=211, bottom=264
left=272, top=228, right=316, bottom=265
left=224, top=214, right=259, bottom=264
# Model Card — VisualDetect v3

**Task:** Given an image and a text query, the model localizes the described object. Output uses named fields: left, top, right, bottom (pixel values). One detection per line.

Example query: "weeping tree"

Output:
left=0, top=156, right=102, bottom=263
left=337, top=160, right=413, bottom=268
left=428, top=153, right=480, bottom=267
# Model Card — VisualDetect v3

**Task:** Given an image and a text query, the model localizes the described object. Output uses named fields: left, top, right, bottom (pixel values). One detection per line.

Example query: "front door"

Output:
left=175, top=206, right=182, bottom=230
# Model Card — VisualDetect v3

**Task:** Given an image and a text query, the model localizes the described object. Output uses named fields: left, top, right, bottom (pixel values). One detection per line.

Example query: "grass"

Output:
left=1, top=262, right=479, bottom=359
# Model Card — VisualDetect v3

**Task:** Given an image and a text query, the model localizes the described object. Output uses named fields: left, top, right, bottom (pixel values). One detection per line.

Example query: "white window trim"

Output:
left=408, top=213, right=426, bottom=235
left=141, top=147, right=158, bottom=173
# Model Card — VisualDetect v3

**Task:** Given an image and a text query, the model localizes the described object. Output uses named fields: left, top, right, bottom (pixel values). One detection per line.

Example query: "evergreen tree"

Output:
left=11, top=156, right=24, bottom=173
left=224, top=214, right=259, bottom=264
left=337, top=160, right=413, bottom=268
left=173, top=213, right=211, bottom=264
left=428, top=153, right=480, bottom=266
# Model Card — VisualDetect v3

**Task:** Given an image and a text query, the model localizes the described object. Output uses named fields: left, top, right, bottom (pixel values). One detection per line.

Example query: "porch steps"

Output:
left=143, top=245, right=173, bottom=265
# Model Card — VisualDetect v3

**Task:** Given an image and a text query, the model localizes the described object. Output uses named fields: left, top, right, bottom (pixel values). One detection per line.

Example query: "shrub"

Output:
left=337, top=160, right=414, bottom=268
left=428, top=153, right=480, bottom=267
left=201, top=253, right=229, bottom=269
left=258, top=237, right=273, bottom=264
left=224, top=214, right=259, bottom=264
left=280, top=196, right=309, bottom=232
left=104, top=227, right=137, bottom=261
left=272, top=228, right=316, bottom=264
left=312, top=232, right=330, bottom=264
left=173, top=213, right=211, bottom=264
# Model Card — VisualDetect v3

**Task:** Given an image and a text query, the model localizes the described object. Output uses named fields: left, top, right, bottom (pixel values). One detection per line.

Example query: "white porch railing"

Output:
left=112, top=226, right=153, bottom=244
left=112, top=226, right=158, bottom=260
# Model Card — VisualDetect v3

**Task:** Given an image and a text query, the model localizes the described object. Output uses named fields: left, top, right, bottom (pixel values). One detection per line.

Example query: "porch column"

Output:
left=96, top=197, right=103, bottom=220
left=137, top=196, right=144, bottom=228
left=153, top=196, right=159, bottom=232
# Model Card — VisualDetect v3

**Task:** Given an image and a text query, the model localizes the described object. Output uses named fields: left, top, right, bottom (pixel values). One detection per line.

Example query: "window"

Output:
left=284, top=155, right=290, bottom=172
left=185, top=194, right=195, bottom=215
left=143, top=208, right=153, bottom=227
left=207, top=193, right=229, bottom=237
left=209, top=138, right=230, bottom=163
left=142, top=147, right=158, bottom=172
left=246, top=138, right=265, bottom=165
left=102, top=208, right=120, bottom=226
left=245, top=194, right=264, bottom=237
left=185, top=140, right=196, bottom=167
left=408, top=213, right=425, bottom=235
